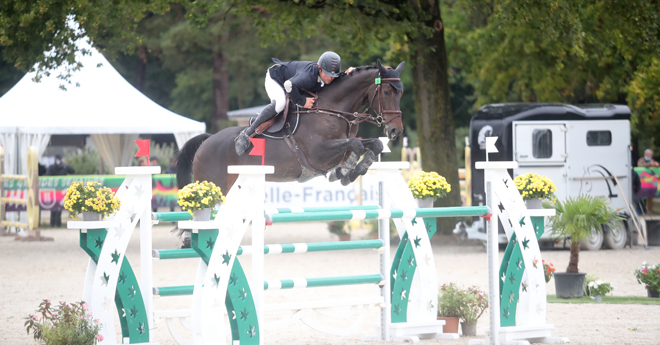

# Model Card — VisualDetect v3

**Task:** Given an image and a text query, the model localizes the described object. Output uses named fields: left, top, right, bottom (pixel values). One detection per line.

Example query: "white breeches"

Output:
left=265, top=70, right=286, bottom=113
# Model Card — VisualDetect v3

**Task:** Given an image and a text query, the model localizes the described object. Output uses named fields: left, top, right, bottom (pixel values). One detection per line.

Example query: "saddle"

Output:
left=248, top=94, right=308, bottom=138
left=248, top=104, right=301, bottom=139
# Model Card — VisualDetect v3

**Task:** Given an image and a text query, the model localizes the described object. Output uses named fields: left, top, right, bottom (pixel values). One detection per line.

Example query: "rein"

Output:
left=293, top=71, right=402, bottom=128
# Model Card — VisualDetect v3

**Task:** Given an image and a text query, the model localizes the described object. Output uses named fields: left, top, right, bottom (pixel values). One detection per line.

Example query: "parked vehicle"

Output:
left=455, top=103, right=633, bottom=250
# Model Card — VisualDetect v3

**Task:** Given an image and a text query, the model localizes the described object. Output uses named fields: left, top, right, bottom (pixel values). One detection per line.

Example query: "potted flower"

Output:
left=547, top=195, right=622, bottom=298
left=177, top=181, right=225, bottom=221
left=514, top=173, right=556, bottom=208
left=456, top=285, right=488, bottom=336
left=543, top=260, right=556, bottom=283
left=24, top=299, right=103, bottom=344
left=327, top=220, right=351, bottom=241
left=634, top=262, right=660, bottom=298
left=585, top=278, right=614, bottom=302
left=407, top=171, right=451, bottom=208
left=437, top=283, right=462, bottom=334
left=64, top=181, right=121, bottom=221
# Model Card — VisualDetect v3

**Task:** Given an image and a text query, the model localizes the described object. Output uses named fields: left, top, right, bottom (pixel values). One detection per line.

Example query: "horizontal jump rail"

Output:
left=151, top=205, right=382, bottom=222
left=266, top=206, right=490, bottom=224
left=266, top=205, right=381, bottom=213
left=154, top=274, right=384, bottom=296
left=265, top=274, right=384, bottom=290
left=153, top=240, right=384, bottom=259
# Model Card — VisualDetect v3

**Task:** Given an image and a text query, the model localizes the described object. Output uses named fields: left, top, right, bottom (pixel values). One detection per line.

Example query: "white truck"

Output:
left=455, top=103, right=634, bottom=250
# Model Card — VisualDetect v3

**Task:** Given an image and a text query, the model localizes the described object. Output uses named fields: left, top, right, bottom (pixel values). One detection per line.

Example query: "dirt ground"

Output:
left=1, top=222, right=659, bottom=345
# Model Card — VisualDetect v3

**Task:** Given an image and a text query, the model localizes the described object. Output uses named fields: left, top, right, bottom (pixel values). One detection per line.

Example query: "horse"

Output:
left=176, top=60, right=405, bottom=193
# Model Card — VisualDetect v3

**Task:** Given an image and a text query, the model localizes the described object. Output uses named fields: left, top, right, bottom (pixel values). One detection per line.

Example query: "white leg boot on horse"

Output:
left=234, top=100, right=278, bottom=155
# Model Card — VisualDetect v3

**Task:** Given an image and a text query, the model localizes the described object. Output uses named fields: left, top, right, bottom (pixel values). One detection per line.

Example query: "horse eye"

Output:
left=384, top=90, right=390, bottom=96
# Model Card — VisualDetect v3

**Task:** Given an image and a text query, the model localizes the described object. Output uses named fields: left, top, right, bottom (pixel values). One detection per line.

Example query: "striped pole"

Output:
left=266, top=206, right=490, bottom=224
left=264, top=274, right=383, bottom=290
left=153, top=240, right=384, bottom=259
left=151, top=205, right=382, bottom=222
left=154, top=274, right=384, bottom=296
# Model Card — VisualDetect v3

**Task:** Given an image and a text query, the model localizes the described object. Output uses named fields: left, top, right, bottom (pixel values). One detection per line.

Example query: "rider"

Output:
left=234, top=51, right=355, bottom=155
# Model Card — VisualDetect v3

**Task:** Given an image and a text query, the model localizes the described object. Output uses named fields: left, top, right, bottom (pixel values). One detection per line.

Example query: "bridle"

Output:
left=294, top=70, right=403, bottom=128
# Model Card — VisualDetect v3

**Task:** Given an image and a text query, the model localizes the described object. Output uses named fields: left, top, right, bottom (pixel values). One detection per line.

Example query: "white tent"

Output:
left=0, top=39, right=206, bottom=175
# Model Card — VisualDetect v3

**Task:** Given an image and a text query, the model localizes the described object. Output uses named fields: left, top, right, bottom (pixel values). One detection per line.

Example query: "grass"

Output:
left=547, top=295, right=660, bottom=305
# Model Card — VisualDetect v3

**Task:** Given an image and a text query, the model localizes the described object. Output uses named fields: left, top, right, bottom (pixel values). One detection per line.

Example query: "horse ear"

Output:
left=377, top=60, right=387, bottom=75
left=395, top=61, right=405, bottom=75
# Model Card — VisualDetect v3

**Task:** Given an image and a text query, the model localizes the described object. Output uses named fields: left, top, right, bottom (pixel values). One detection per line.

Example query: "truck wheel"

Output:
left=603, top=221, right=627, bottom=249
left=579, top=229, right=603, bottom=250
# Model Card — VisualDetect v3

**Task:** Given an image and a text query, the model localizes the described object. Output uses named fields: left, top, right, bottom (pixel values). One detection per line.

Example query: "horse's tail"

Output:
left=175, top=133, right=212, bottom=189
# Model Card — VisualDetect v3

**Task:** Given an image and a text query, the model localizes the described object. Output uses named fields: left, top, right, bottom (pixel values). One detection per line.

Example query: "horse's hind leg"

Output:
left=341, top=138, right=384, bottom=185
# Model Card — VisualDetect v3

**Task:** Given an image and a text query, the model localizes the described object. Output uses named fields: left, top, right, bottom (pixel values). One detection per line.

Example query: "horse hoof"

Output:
left=328, top=168, right=343, bottom=182
left=341, top=176, right=352, bottom=186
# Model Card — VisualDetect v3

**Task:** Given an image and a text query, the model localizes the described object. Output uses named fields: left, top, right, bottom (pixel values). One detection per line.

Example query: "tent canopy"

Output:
left=0, top=38, right=206, bottom=174
left=0, top=41, right=205, bottom=135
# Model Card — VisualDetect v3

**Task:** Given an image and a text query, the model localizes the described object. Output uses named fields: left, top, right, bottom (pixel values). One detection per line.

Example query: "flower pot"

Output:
left=82, top=211, right=101, bottom=221
left=460, top=321, right=477, bottom=336
left=192, top=208, right=211, bottom=221
left=554, top=272, right=586, bottom=299
left=525, top=198, right=543, bottom=209
left=593, top=295, right=603, bottom=302
left=338, top=234, right=351, bottom=241
left=437, top=316, right=459, bottom=333
left=648, top=288, right=659, bottom=298
left=416, top=197, right=434, bottom=208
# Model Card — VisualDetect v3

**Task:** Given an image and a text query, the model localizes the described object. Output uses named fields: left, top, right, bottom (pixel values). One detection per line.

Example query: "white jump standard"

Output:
left=469, top=139, right=568, bottom=345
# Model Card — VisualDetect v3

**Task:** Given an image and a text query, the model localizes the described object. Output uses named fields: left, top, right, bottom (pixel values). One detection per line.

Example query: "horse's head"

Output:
left=373, top=60, right=405, bottom=140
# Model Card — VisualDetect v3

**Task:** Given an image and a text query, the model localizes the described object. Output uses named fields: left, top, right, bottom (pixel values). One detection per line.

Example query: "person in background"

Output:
left=150, top=155, right=159, bottom=167
left=46, top=154, right=75, bottom=227
left=138, top=157, right=149, bottom=166
left=165, top=155, right=177, bottom=174
left=637, top=148, right=659, bottom=167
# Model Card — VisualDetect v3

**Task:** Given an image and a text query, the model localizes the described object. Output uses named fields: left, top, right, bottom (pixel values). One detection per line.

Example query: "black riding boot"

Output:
left=234, top=100, right=279, bottom=155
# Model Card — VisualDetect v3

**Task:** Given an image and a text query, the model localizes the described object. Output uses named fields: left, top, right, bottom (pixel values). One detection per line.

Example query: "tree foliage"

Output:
left=447, top=0, right=660, bottom=147
left=0, top=0, right=171, bottom=73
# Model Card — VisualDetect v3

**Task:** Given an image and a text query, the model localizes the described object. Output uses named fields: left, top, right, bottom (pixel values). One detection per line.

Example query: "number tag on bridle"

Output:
left=374, top=77, right=381, bottom=85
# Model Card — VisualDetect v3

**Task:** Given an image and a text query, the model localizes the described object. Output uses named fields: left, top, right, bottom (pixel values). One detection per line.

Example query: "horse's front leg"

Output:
left=341, top=138, right=384, bottom=185
left=324, top=138, right=365, bottom=182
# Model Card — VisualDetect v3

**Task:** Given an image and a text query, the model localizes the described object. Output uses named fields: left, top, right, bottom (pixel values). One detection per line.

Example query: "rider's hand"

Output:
left=304, top=97, right=315, bottom=109
left=345, top=67, right=356, bottom=75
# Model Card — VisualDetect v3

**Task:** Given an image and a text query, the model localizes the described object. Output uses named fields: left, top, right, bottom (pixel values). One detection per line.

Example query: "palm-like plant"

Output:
left=547, top=195, right=623, bottom=273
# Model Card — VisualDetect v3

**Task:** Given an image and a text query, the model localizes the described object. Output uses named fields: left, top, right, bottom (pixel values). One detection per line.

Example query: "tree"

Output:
left=0, top=0, right=171, bottom=74
left=448, top=0, right=660, bottom=149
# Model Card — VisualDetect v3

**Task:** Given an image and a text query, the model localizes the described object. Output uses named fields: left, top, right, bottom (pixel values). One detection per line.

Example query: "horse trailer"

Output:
left=455, top=103, right=634, bottom=250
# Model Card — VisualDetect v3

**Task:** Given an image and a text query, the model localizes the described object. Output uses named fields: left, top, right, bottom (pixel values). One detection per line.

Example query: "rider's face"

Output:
left=319, top=69, right=336, bottom=84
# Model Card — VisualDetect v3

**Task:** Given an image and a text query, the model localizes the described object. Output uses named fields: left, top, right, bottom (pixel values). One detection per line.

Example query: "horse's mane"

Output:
left=341, top=63, right=378, bottom=79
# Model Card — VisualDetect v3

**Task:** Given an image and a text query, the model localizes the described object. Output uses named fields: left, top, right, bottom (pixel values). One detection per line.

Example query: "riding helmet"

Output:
left=318, top=51, right=342, bottom=78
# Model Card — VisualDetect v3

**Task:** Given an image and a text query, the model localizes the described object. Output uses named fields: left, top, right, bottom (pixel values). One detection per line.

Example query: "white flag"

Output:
left=485, top=136, right=499, bottom=154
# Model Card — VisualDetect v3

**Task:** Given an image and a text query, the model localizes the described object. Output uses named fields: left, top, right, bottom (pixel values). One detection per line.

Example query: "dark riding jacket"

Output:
left=268, top=58, right=324, bottom=108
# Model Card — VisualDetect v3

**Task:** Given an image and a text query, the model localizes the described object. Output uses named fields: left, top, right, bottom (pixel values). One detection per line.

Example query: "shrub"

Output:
left=24, top=299, right=103, bottom=345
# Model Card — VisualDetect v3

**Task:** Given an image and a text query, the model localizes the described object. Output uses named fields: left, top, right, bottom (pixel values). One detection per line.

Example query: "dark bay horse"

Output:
left=176, top=60, right=405, bottom=193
